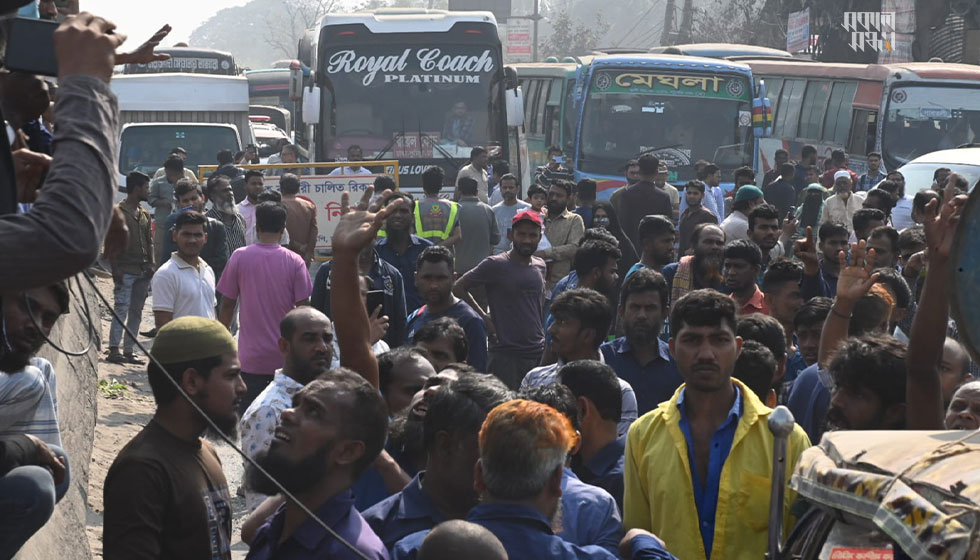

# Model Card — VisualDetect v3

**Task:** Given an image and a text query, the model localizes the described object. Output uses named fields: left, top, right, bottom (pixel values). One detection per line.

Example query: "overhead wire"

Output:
left=55, top=269, right=375, bottom=560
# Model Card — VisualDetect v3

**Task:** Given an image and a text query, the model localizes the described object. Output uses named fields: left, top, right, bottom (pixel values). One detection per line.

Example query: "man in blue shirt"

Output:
left=405, top=246, right=488, bottom=371
left=560, top=361, right=627, bottom=513
left=376, top=191, right=434, bottom=313
left=393, top=399, right=676, bottom=560
left=601, top=269, right=682, bottom=414
left=312, top=241, right=408, bottom=347
left=244, top=370, right=389, bottom=560
left=363, top=373, right=513, bottom=551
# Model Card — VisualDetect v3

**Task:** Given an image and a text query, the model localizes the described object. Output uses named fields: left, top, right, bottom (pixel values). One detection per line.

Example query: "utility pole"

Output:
left=662, top=0, right=676, bottom=45
left=532, top=0, right=541, bottom=61
left=678, top=0, right=694, bottom=43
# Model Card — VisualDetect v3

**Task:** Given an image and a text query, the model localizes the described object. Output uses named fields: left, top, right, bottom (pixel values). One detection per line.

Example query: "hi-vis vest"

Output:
left=414, top=200, right=458, bottom=241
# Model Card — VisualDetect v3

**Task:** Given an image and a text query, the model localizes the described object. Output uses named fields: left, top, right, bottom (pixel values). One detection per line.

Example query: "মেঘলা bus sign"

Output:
left=591, top=71, right=750, bottom=101
left=327, top=48, right=496, bottom=86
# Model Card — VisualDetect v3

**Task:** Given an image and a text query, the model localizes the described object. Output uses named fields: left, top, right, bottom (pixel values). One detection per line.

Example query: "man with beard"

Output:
left=490, top=174, right=530, bottom=255
left=396, top=399, right=677, bottom=559
left=244, top=370, right=388, bottom=559
left=535, top=179, right=585, bottom=291
left=455, top=211, right=547, bottom=389
left=602, top=269, right=681, bottom=415
left=822, top=171, right=865, bottom=235
left=103, top=317, right=246, bottom=559
left=151, top=211, right=217, bottom=327
left=824, top=336, right=907, bottom=431
left=0, top=283, right=71, bottom=558
left=159, top=179, right=230, bottom=283
left=238, top=170, right=269, bottom=245
left=746, top=204, right=790, bottom=278
left=723, top=240, right=767, bottom=316
left=522, top=288, right=638, bottom=436
left=406, top=246, right=487, bottom=371
left=662, top=223, right=725, bottom=305
left=240, top=308, right=333, bottom=510
left=624, top=290, right=810, bottom=560
left=364, top=373, right=513, bottom=551
left=206, top=175, right=248, bottom=256
left=626, top=215, right=676, bottom=279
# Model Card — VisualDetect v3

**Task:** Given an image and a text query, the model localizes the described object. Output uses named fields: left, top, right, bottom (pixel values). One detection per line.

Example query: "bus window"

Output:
left=526, top=80, right=541, bottom=134
left=848, top=109, right=877, bottom=157
left=762, top=77, right=783, bottom=115
left=535, top=79, right=551, bottom=137
left=563, top=79, right=576, bottom=150
left=775, top=79, right=805, bottom=138
left=545, top=78, right=563, bottom=147
left=799, top=81, right=831, bottom=140
left=824, top=81, right=857, bottom=146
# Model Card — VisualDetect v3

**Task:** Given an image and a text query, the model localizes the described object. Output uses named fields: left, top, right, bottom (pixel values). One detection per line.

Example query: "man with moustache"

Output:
left=823, top=336, right=907, bottom=432
left=103, top=317, right=247, bottom=559
left=0, top=283, right=71, bottom=558
left=240, top=307, right=334, bottom=510
left=661, top=223, right=726, bottom=304
left=151, top=211, right=217, bottom=328
left=490, top=174, right=530, bottom=255
left=535, top=179, right=585, bottom=291
left=206, top=175, right=248, bottom=256
left=364, top=373, right=513, bottom=551
left=455, top=211, right=548, bottom=389
left=624, top=290, right=810, bottom=560
left=244, top=370, right=389, bottom=559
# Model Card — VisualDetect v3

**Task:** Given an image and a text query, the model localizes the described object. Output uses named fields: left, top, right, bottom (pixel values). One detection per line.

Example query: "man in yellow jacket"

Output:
left=624, top=289, right=810, bottom=560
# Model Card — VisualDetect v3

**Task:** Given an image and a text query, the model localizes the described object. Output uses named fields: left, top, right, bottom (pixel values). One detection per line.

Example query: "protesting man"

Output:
left=159, top=179, right=230, bottom=283
left=456, top=147, right=491, bottom=203
left=536, top=179, right=585, bottom=291
left=490, top=173, right=529, bottom=255
left=279, top=173, right=318, bottom=266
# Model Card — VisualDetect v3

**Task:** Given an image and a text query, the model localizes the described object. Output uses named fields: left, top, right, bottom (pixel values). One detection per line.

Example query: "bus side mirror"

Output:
left=507, top=87, right=525, bottom=127
left=288, top=60, right=304, bottom=102
left=752, top=96, right=772, bottom=138
left=302, top=86, right=321, bottom=125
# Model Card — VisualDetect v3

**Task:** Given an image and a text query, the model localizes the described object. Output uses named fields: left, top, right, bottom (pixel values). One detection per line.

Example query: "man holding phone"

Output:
left=534, top=145, right=573, bottom=188
left=0, top=11, right=172, bottom=291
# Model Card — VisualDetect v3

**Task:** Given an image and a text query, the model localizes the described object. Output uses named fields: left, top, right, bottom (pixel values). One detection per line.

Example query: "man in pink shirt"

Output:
left=217, top=201, right=313, bottom=412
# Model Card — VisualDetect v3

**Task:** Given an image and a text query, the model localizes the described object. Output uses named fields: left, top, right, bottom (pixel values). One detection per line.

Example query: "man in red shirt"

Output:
left=723, top=240, right=769, bottom=316
left=819, top=149, right=859, bottom=189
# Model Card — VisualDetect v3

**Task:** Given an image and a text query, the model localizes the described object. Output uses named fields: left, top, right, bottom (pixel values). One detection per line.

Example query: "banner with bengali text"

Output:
left=264, top=174, right=377, bottom=250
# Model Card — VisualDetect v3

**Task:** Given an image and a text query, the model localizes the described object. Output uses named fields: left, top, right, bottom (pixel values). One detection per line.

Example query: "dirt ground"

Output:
left=85, top=276, right=249, bottom=559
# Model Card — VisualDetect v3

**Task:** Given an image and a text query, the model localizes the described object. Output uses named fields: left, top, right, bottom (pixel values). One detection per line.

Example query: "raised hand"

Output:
left=332, top=187, right=407, bottom=256
left=923, top=174, right=968, bottom=262
left=116, top=24, right=173, bottom=65
left=794, top=226, right=819, bottom=275
left=836, top=239, right=879, bottom=305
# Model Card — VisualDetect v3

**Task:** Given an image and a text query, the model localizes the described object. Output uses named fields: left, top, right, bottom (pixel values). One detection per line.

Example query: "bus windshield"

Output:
left=119, top=125, right=241, bottom=177
left=579, top=69, right=754, bottom=181
left=320, top=44, right=501, bottom=161
left=883, top=85, right=980, bottom=169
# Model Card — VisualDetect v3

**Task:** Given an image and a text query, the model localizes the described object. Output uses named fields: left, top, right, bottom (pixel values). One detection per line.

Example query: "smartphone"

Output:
left=788, top=206, right=796, bottom=217
left=5, top=18, right=59, bottom=77
left=366, top=290, right=386, bottom=317
left=553, top=156, right=565, bottom=164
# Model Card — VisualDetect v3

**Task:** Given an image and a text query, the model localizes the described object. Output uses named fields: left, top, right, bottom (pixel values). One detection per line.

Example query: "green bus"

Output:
left=513, top=60, right=586, bottom=173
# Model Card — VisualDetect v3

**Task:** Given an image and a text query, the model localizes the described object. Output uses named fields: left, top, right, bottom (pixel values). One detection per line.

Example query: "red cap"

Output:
left=512, top=210, right=543, bottom=227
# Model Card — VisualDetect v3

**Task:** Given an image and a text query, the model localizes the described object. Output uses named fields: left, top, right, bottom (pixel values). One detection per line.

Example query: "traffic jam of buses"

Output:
left=5, top=1, right=980, bottom=559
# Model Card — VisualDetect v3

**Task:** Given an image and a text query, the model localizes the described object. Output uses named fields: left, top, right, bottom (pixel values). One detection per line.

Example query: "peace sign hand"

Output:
left=835, top=239, right=880, bottom=306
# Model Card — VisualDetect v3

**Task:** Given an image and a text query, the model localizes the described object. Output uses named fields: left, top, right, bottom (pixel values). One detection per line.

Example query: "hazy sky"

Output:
left=83, top=0, right=248, bottom=46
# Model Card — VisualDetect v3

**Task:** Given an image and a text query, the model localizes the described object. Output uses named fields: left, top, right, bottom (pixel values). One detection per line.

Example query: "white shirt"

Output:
left=456, top=163, right=490, bottom=203
left=0, top=358, right=60, bottom=447
left=721, top=210, right=750, bottom=242
left=520, top=354, right=638, bottom=436
left=240, top=370, right=305, bottom=510
left=328, top=166, right=373, bottom=176
left=822, top=192, right=867, bottom=233
left=891, top=195, right=916, bottom=232
left=151, top=253, right=217, bottom=320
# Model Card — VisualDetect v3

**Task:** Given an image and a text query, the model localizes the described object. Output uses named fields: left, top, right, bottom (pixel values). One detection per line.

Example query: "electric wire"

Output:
left=50, top=269, right=375, bottom=560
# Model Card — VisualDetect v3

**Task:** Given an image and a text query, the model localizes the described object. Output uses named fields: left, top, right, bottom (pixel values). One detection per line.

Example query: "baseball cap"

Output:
left=833, top=170, right=851, bottom=181
left=734, top=185, right=764, bottom=203
left=512, top=210, right=543, bottom=228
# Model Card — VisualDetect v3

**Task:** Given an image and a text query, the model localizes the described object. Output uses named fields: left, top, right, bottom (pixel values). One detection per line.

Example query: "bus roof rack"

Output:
left=592, top=48, right=650, bottom=55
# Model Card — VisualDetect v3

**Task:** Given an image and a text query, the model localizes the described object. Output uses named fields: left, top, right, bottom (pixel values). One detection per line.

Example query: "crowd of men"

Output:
left=1, top=8, right=979, bottom=560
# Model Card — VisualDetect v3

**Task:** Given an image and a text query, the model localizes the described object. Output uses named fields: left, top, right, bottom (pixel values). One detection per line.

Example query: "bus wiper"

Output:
left=632, top=144, right=682, bottom=160
left=375, top=116, right=408, bottom=161
left=418, top=116, right=460, bottom=172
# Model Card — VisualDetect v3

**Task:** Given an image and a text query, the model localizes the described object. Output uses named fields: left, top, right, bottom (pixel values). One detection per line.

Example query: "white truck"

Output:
left=111, top=73, right=254, bottom=180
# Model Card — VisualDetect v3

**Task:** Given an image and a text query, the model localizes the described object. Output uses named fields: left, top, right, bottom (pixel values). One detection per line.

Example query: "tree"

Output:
left=266, top=0, right=338, bottom=60
left=540, top=8, right=610, bottom=58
